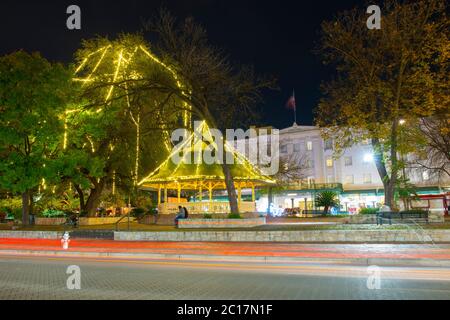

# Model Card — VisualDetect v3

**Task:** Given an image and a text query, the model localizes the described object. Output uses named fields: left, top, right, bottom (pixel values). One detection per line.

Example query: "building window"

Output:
left=293, top=143, right=301, bottom=152
left=345, top=175, right=354, bottom=184
left=306, top=141, right=313, bottom=151
left=363, top=174, right=372, bottom=184
left=344, top=156, right=352, bottom=166
left=307, top=177, right=315, bottom=186
left=326, top=157, right=333, bottom=167
left=306, top=160, right=314, bottom=168
left=327, top=175, right=334, bottom=183
left=324, top=139, right=333, bottom=150
left=280, top=144, right=287, bottom=154
left=422, top=171, right=430, bottom=181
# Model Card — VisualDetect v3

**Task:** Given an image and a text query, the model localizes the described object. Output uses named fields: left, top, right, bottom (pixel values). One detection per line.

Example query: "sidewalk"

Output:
left=1, top=238, right=450, bottom=267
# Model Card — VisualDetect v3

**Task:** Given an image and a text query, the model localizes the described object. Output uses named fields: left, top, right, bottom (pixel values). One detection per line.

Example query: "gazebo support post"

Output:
left=177, top=183, right=181, bottom=203
left=208, top=182, right=213, bottom=213
left=251, top=184, right=255, bottom=202
left=157, top=184, right=161, bottom=205
left=237, top=183, right=242, bottom=206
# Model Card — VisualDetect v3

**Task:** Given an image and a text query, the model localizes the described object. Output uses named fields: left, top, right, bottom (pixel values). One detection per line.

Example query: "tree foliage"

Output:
left=0, top=51, right=73, bottom=224
left=315, top=0, right=448, bottom=208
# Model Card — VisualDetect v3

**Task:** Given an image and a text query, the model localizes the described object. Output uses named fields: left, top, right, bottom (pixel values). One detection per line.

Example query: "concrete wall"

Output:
left=78, top=217, right=136, bottom=226
left=114, top=229, right=450, bottom=243
left=34, top=217, right=136, bottom=226
left=141, top=213, right=261, bottom=226
left=35, top=218, right=66, bottom=226
left=178, top=218, right=266, bottom=229
left=0, top=231, right=62, bottom=239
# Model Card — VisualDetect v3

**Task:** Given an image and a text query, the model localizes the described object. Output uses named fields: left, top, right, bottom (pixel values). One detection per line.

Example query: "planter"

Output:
left=35, top=217, right=66, bottom=225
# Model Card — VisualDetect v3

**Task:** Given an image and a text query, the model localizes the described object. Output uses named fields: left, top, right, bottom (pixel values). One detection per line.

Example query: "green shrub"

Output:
left=203, top=213, right=213, bottom=219
left=131, top=207, right=146, bottom=219
left=359, top=208, right=379, bottom=215
left=0, top=197, right=22, bottom=219
left=315, top=191, right=340, bottom=214
left=227, top=213, right=242, bottom=219
left=42, top=209, right=66, bottom=218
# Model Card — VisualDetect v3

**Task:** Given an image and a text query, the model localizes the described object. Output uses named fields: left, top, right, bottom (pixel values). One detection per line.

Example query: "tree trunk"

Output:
left=324, top=205, right=329, bottom=215
left=372, top=137, right=396, bottom=208
left=221, top=162, right=239, bottom=214
left=388, top=119, right=399, bottom=209
left=384, top=181, right=395, bottom=208
left=21, top=191, right=30, bottom=225
left=75, top=179, right=105, bottom=217
left=203, top=108, right=240, bottom=215
left=84, top=182, right=105, bottom=217
left=74, top=184, right=85, bottom=212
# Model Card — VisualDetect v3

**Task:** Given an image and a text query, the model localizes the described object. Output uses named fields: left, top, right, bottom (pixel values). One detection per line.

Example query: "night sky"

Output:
left=0, top=0, right=368, bottom=128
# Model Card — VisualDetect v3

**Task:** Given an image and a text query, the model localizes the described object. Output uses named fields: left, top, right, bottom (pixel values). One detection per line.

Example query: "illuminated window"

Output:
left=327, top=175, right=334, bottom=183
left=307, top=177, right=315, bottom=186
left=422, top=171, right=430, bottom=181
left=344, top=156, right=352, bottom=166
left=363, top=174, right=372, bottom=184
left=345, top=175, right=354, bottom=184
left=326, top=157, right=333, bottom=167
left=324, top=139, right=333, bottom=150
left=306, top=141, right=313, bottom=151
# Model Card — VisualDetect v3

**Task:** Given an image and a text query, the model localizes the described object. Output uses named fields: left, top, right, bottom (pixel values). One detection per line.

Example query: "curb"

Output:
left=1, top=249, right=449, bottom=268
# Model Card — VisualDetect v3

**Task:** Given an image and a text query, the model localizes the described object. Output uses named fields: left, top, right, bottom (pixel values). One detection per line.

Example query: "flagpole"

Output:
left=293, top=89, right=297, bottom=125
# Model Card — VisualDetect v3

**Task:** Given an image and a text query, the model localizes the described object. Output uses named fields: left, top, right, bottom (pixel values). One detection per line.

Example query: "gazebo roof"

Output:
left=139, top=121, right=276, bottom=190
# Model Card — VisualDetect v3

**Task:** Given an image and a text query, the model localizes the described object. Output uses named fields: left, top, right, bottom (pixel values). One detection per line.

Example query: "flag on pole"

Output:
left=286, top=90, right=297, bottom=124
left=286, top=92, right=296, bottom=110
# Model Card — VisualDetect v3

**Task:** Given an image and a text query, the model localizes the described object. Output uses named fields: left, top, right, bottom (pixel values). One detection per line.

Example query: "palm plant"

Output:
left=315, top=191, right=339, bottom=214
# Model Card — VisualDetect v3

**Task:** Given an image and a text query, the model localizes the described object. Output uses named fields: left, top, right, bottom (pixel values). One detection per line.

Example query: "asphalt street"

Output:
left=1, top=254, right=449, bottom=300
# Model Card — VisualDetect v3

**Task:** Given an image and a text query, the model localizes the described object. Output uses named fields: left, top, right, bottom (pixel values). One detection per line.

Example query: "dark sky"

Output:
left=0, top=0, right=368, bottom=128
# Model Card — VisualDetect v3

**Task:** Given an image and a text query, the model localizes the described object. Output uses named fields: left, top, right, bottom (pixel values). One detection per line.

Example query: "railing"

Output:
left=376, top=210, right=429, bottom=225
left=115, top=211, right=131, bottom=231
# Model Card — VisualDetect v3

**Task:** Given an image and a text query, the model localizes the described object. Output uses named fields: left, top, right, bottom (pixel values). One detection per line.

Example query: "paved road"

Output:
left=1, top=254, right=449, bottom=300
left=3, top=239, right=450, bottom=261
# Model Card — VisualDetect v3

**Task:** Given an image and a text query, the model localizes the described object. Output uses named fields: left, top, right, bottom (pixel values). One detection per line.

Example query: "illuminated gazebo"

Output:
left=139, top=121, right=275, bottom=214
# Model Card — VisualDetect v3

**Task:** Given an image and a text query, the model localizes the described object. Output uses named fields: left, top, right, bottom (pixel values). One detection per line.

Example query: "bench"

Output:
left=376, top=210, right=429, bottom=225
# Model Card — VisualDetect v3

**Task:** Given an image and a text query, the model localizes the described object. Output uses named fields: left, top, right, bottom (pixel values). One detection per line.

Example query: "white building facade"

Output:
left=254, top=123, right=449, bottom=215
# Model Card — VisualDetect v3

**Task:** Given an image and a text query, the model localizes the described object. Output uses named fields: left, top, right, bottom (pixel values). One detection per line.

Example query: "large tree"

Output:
left=0, top=51, right=73, bottom=224
left=315, top=0, right=448, bottom=208
left=65, top=34, right=183, bottom=215
left=140, top=10, right=275, bottom=213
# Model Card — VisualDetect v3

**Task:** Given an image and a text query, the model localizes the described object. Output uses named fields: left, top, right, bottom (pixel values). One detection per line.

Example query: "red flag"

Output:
left=286, top=94, right=296, bottom=110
